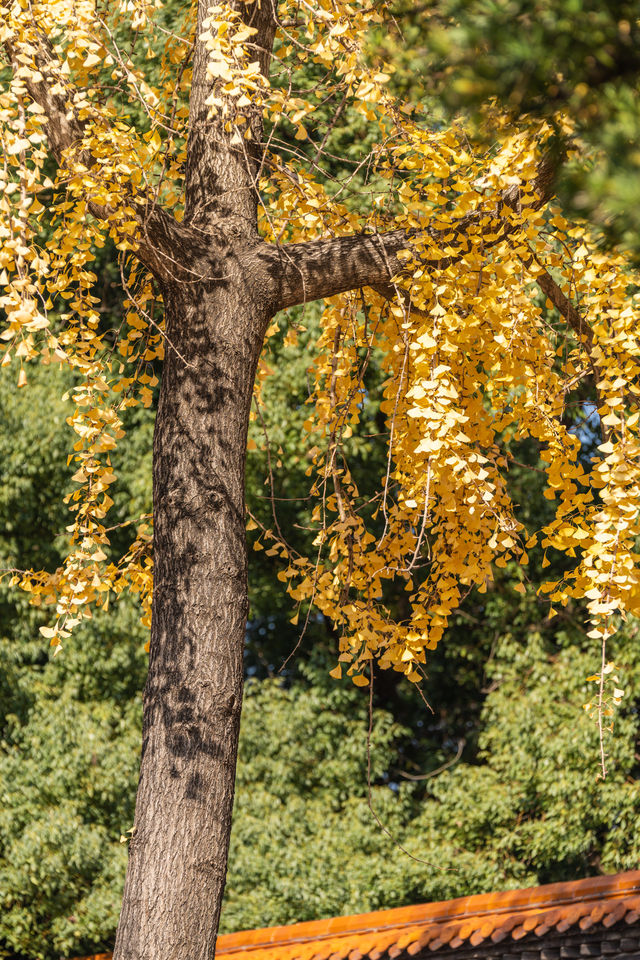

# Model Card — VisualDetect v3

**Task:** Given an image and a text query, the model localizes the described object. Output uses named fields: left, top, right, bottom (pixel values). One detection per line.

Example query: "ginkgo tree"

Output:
left=1, top=0, right=640, bottom=957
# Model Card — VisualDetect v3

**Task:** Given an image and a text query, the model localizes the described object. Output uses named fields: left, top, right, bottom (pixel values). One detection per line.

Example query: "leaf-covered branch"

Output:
left=269, top=146, right=564, bottom=312
left=3, top=25, right=179, bottom=278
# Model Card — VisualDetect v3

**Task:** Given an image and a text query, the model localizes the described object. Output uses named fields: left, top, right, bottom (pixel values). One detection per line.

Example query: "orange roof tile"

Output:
left=74, top=870, right=640, bottom=960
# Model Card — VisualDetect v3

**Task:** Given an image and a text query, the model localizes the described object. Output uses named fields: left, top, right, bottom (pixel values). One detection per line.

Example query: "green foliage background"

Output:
left=1, top=346, right=640, bottom=960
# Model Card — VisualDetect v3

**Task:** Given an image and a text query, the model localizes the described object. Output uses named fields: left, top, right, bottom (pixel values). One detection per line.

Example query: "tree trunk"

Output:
left=113, top=276, right=269, bottom=960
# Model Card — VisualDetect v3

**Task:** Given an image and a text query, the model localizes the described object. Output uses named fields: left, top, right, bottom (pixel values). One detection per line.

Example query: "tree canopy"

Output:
left=1, top=0, right=640, bottom=956
left=2, top=0, right=638, bottom=752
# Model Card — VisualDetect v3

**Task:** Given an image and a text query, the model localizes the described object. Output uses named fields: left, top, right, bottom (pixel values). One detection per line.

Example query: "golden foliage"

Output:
left=1, top=0, right=639, bottom=772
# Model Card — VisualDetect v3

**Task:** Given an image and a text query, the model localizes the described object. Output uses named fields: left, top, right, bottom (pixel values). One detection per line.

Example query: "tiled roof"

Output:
left=215, top=871, right=640, bottom=959
left=76, top=870, right=640, bottom=960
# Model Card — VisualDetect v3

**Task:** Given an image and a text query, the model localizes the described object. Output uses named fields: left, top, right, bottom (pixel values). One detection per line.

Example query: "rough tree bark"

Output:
left=8, top=2, right=579, bottom=956
left=112, top=279, right=270, bottom=959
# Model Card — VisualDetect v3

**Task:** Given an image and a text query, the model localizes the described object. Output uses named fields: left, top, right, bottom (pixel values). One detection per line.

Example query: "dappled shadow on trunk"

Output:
left=113, top=258, right=272, bottom=959
left=142, top=278, right=265, bottom=792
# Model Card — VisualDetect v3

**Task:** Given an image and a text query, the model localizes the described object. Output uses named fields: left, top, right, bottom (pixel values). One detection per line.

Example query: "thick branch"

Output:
left=268, top=145, right=564, bottom=312
left=532, top=259, right=593, bottom=349
left=264, top=230, right=410, bottom=311
left=4, top=38, right=84, bottom=170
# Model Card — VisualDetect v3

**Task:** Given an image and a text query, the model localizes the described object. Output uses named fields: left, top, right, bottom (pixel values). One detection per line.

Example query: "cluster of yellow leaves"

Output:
left=270, top=206, right=640, bottom=704
left=200, top=2, right=267, bottom=136
left=249, top=12, right=640, bottom=713
left=0, top=0, right=175, bottom=648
